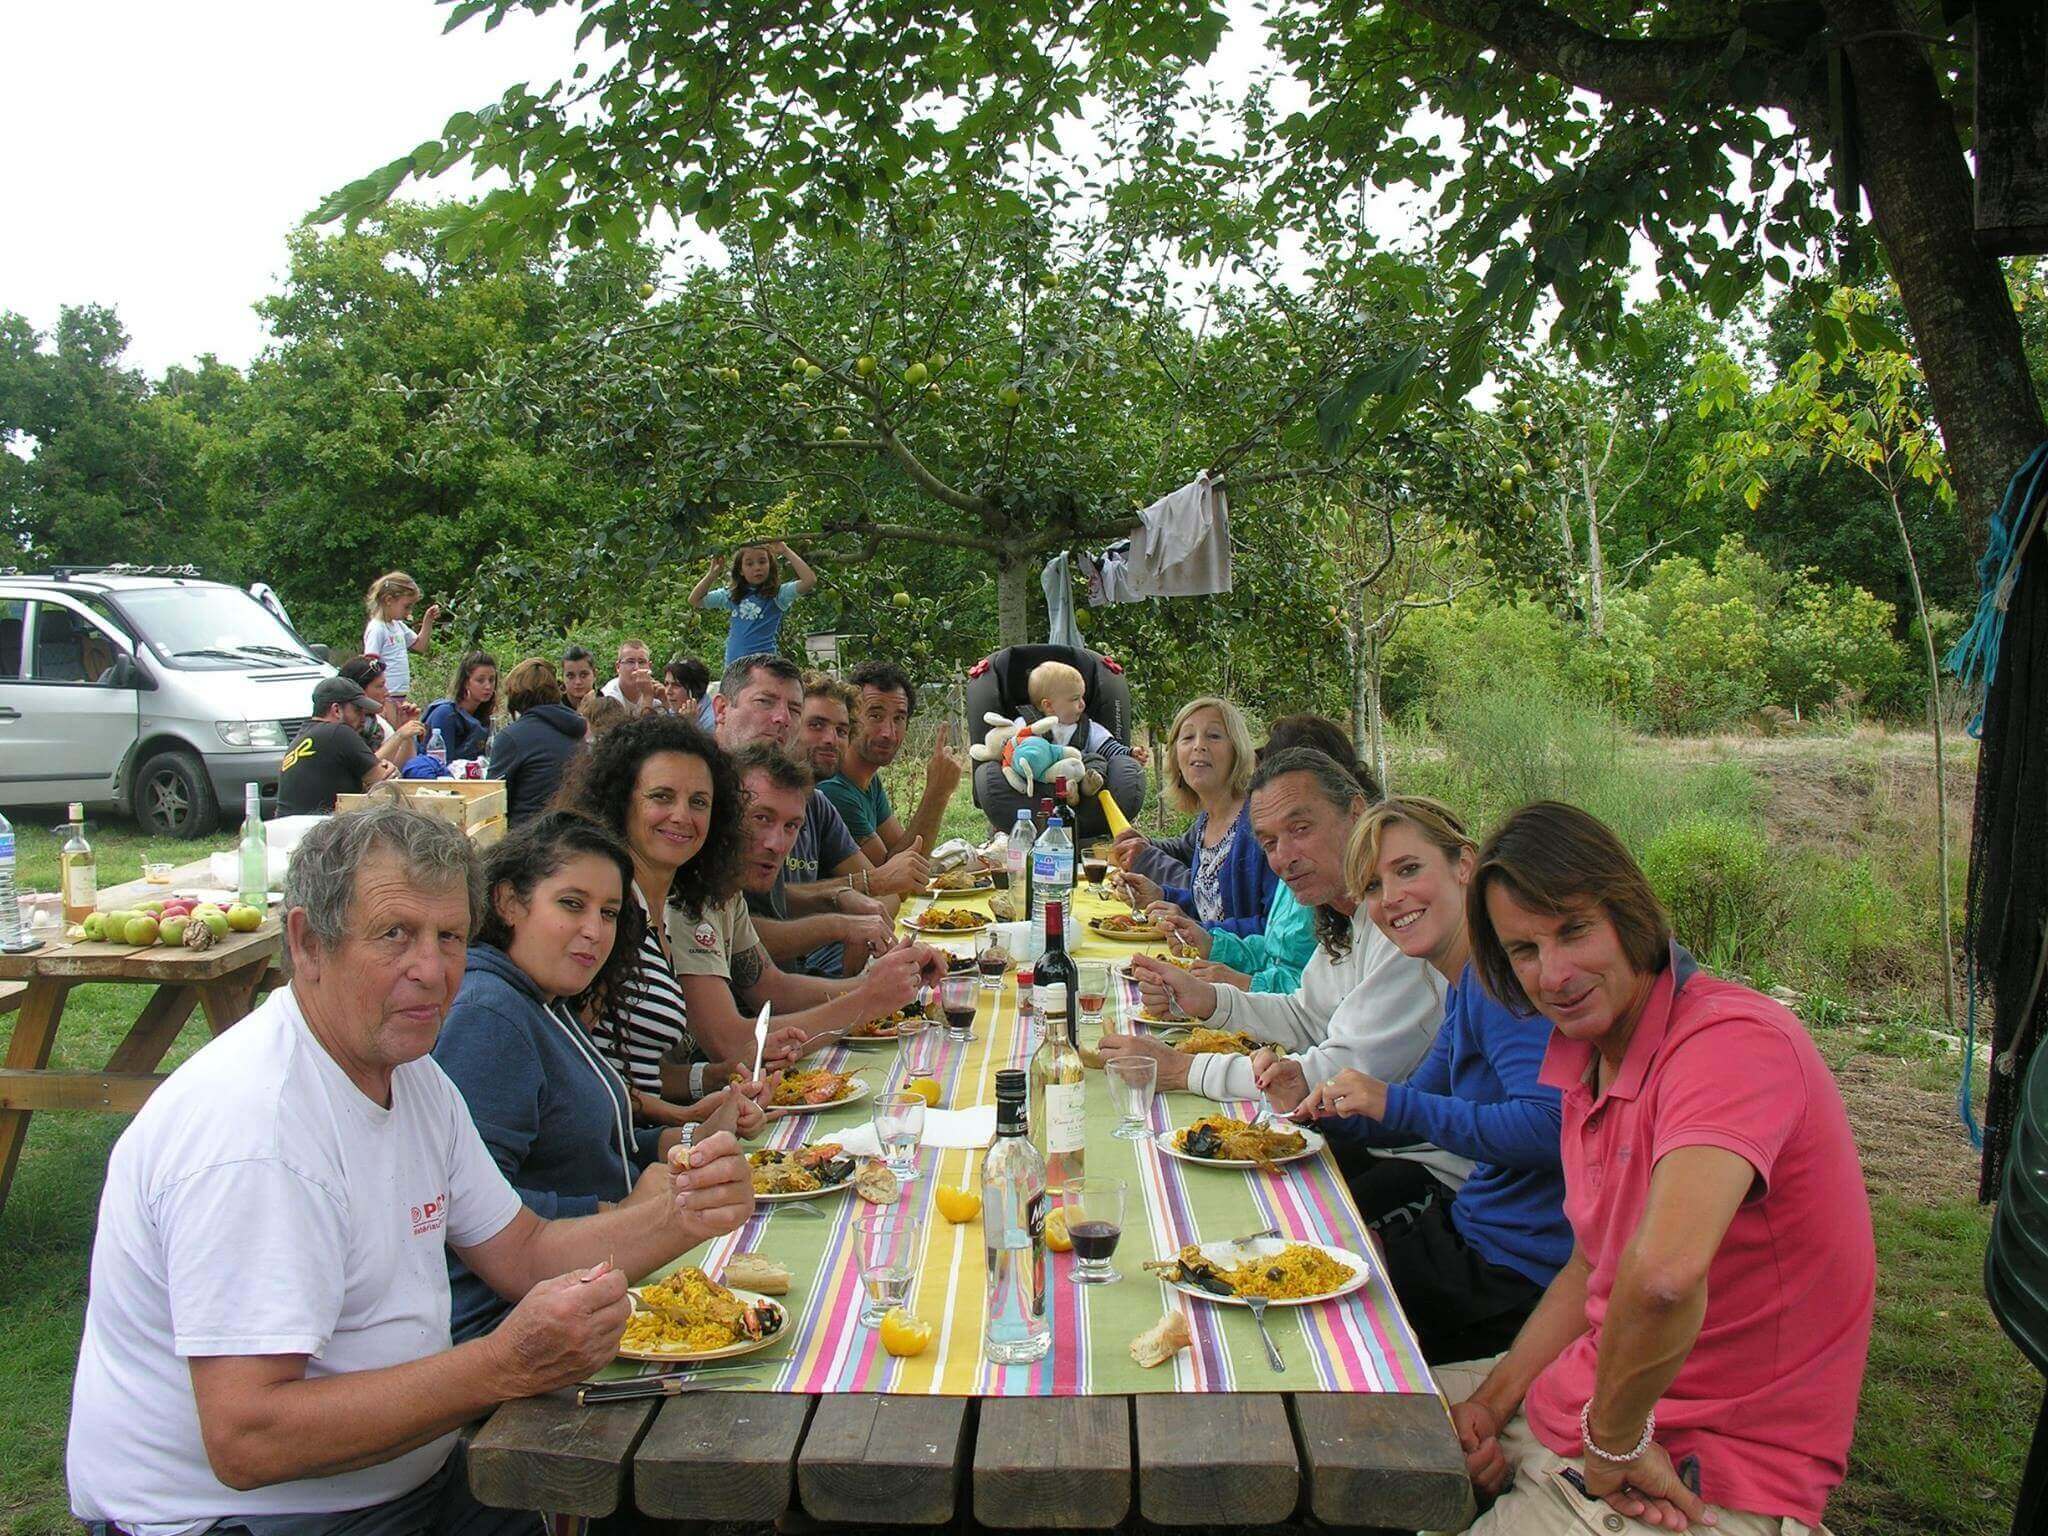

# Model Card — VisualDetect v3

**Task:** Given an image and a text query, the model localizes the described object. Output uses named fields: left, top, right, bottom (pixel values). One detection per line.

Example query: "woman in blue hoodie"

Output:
left=434, top=811, right=766, bottom=1341
left=1281, top=796, right=1570, bottom=1365
left=486, top=657, right=589, bottom=825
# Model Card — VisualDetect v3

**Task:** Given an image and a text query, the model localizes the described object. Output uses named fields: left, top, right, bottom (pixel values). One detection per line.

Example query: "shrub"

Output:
left=1641, top=814, right=1782, bottom=974
left=1779, top=849, right=1924, bottom=993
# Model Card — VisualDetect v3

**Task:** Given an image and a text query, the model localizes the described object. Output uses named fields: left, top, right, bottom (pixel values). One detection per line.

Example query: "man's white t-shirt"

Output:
left=363, top=617, right=416, bottom=697
left=599, top=675, right=660, bottom=715
left=68, top=987, right=524, bottom=1534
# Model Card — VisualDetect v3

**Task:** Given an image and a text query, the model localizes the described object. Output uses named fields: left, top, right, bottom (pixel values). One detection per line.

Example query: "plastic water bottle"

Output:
left=238, top=783, right=268, bottom=910
left=1030, top=810, right=1074, bottom=932
left=1006, top=809, right=1035, bottom=915
left=426, top=728, right=447, bottom=768
left=0, top=808, right=26, bottom=950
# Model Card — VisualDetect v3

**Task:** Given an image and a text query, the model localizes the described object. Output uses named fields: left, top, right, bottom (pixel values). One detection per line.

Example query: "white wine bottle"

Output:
left=1028, top=899, right=1085, bottom=1193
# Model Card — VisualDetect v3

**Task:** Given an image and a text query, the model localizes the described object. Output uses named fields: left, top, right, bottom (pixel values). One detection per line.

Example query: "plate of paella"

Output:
left=1143, top=1237, right=1369, bottom=1308
left=845, top=1004, right=926, bottom=1045
left=903, top=906, right=990, bottom=935
left=762, top=1067, right=871, bottom=1115
left=619, top=1268, right=790, bottom=1362
left=748, top=1142, right=858, bottom=1202
left=1154, top=1113, right=1325, bottom=1170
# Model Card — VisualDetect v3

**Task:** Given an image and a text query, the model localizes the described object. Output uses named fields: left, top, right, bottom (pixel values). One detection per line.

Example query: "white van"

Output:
left=0, top=567, right=335, bottom=836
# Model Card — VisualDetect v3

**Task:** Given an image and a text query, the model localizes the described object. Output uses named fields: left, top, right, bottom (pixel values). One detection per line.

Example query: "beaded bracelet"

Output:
left=1579, top=1399, right=1655, bottom=1465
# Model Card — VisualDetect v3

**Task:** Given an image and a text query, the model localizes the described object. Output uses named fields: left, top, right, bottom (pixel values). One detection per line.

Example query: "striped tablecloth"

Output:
left=637, top=888, right=1434, bottom=1397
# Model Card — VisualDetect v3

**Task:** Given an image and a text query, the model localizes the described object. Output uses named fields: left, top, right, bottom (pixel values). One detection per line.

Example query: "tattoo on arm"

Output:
left=731, top=944, right=767, bottom=995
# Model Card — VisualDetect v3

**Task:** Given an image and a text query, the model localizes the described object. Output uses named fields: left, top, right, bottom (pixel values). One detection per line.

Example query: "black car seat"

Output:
left=964, top=644, right=1145, bottom=839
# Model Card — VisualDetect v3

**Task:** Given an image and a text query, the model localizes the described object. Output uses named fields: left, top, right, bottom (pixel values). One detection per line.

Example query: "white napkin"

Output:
left=818, top=1104, right=998, bottom=1158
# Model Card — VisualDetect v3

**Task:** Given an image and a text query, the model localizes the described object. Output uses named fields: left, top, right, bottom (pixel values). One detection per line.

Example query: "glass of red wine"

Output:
left=1061, top=1177, right=1127, bottom=1285
left=974, top=928, right=1010, bottom=992
left=939, top=973, right=979, bottom=1042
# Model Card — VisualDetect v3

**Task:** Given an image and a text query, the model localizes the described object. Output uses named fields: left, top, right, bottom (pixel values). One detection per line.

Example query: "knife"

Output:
left=577, top=1375, right=760, bottom=1406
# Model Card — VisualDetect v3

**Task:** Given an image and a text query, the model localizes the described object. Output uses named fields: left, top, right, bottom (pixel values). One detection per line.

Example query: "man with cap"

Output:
left=277, top=676, right=395, bottom=816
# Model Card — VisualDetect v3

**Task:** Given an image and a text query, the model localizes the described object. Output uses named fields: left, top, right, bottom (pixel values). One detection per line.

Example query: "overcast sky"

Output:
left=2, top=0, right=589, bottom=377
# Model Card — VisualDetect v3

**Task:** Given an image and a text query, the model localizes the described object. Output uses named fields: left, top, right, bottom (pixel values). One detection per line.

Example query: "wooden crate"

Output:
left=336, top=779, right=508, bottom=838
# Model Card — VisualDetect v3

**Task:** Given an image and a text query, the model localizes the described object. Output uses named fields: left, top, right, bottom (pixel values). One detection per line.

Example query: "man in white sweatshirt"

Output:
left=1099, top=747, right=1469, bottom=1189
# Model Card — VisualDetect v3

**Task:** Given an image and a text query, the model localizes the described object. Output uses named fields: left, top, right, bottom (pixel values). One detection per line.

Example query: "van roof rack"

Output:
left=42, top=564, right=205, bottom=581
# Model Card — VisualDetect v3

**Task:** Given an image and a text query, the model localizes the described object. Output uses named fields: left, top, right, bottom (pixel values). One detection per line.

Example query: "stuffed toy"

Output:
left=969, top=712, right=1104, bottom=804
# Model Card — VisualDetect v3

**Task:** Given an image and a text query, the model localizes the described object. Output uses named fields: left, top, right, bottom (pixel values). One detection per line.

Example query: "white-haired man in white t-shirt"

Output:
left=68, top=806, right=754, bottom=1536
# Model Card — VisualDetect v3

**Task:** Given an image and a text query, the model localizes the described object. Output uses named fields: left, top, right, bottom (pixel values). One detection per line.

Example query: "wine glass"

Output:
left=1077, top=961, right=1110, bottom=1028
left=896, top=1014, right=936, bottom=1081
left=1060, top=1177, right=1127, bottom=1285
left=853, top=1213, right=922, bottom=1325
left=939, top=972, right=979, bottom=1042
left=975, top=928, right=1010, bottom=992
left=1105, top=1056, right=1157, bottom=1140
left=872, top=1091, right=926, bottom=1184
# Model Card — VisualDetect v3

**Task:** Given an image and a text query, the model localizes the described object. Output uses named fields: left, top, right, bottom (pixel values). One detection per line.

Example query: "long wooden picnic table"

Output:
left=0, top=856, right=281, bottom=1220
left=466, top=882, right=1474, bottom=1530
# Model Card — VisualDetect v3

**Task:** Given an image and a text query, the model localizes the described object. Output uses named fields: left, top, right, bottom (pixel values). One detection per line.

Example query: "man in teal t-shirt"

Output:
left=818, top=659, right=965, bottom=867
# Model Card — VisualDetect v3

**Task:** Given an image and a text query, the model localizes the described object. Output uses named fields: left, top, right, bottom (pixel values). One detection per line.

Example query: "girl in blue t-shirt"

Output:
left=689, top=540, right=818, bottom=666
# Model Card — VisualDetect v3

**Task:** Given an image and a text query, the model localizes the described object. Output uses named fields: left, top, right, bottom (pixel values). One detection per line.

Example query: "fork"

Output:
left=1244, top=1295, right=1286, bottom=1374
left=1230, top=1224, right=1281, bottom=1247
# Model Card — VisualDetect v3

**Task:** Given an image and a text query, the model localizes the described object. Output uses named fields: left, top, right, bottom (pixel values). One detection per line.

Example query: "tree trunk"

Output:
left=1364, top=629, right=1389, bottom=791
left=1582, top=449, right=1607, bottom=637
left=1889, top=484, right=1958, bottom=1037
left=1342, top=613, right=1366, bottom=755
left=1829, top=0, right=2048, bottom=543
left=995, top=552, right=1033, bottom=649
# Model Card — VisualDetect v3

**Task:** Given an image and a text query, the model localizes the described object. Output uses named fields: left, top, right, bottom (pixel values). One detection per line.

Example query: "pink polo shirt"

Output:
left=1523, top=949, right=1874, bottom=1525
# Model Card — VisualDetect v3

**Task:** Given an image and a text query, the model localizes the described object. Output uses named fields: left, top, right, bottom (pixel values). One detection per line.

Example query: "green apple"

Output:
left=924, top=383, right=942, bottom=401
left=199, top=910, right=231, bottom=939
left=82, top=913, right=106, bottom=941
left=141, top=900, right=165, bottom=915
left=891, top=591, right=913, bottom=609
left=833, top=424, right=853, bottom=439
left=1037, top=272, right=1058, bottom=290
left=126, top=915, right=160, bottom=946
left=903, top=361, right=928, bottom=387
left=638, top=281, right=655, bottom=300
left=854, top=355, right=877, bottom=378
left=928, top=352, right=948, bottom=372
left=803, top=364, right=824, bottom=384
left=227, top=904, right=263, bottom=933
left=998, top=383, right=1023, bottom=408
left=160, top=916, right=190, bottom=946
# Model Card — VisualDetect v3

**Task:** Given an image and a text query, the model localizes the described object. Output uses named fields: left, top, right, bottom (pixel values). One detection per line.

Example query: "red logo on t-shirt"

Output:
left=411, top=1192, right=448, bottom=1237
left=692, top=922, right=718, bottom=951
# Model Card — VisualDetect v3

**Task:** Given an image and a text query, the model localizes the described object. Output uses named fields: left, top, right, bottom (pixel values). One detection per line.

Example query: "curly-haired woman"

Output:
left=432, top=811, right=761, bottom=1341
left=553, top=715, right=803, bottom=1123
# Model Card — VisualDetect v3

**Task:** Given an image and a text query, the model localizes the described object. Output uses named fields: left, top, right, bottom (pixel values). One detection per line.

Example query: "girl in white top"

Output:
left=361, top=571, right=441, bottom=704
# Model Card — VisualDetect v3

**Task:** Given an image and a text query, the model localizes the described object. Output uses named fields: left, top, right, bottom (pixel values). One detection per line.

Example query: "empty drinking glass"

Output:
left=897, top=1015, right=936, bottom=1080
left=854, top=1212, right=922, bottom=1325
left=1061, top=1177, right=1127, bottom=1285
left=1105, top=1056, right=1157, bottom=1140
left=873, top=1091, right=926, bottom=1184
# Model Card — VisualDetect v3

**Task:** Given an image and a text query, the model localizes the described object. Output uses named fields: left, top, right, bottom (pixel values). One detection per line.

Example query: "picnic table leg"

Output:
left=0, top=979, right=71, bottom=1220
left=103, top=984, right=202, bottom=1075
left=197, top=965, right=269, bottom=1036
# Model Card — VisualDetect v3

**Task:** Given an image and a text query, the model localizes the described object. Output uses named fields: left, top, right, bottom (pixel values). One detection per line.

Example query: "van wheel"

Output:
left=134, top=750, right=220, bottom=839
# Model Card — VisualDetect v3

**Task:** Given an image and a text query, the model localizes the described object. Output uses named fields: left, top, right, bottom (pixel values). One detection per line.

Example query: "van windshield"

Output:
left=113, top=587, right=319, bottom=671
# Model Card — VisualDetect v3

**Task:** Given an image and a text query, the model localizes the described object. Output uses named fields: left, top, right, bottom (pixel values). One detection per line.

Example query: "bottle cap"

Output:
left=994, top=1068, right=1026, bottom=1100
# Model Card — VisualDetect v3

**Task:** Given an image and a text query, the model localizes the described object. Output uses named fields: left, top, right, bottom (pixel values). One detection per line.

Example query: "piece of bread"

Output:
left=721, top=1253, right=792, bottom=1295
left=1129, top=1310, right=1193, bottom=1368
left=856, top=1159, right=900, bottom=1205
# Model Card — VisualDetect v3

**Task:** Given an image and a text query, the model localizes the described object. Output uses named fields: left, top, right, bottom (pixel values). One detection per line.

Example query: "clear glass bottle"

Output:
left=1006, top=809, right=1035, bottom=918
left=1028, top=900, right=1085, bottom=1194
left=238, top=783, right=267, bottom=910
left=0, top=808, right=26, bottom=950
left=982, top=1067, right=1050, bottom=1364
left=60, top=803, right=97, bottom=927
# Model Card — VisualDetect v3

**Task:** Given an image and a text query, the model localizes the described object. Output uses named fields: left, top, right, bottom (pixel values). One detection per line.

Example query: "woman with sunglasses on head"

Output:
left=433, top=811, right=761, bottom=1342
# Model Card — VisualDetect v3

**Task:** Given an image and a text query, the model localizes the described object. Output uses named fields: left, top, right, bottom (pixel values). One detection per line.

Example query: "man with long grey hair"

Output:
left=68, top=805, right=754, bottom=1535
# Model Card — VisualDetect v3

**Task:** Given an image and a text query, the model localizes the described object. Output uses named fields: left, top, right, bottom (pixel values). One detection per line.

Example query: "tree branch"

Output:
left=876, top=427, right=996, bottom=517
left=1388, top=0, right=1824, bottom=113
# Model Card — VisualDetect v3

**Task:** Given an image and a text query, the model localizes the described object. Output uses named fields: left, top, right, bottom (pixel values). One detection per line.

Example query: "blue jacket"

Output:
left=1127, top=800, right=1277, bottom=936
left=433, top=943, right=664, bottom=1340
left=420, top=699, right=490, bottom=762
left=1206, top=880, right=1315, bottom=992
left=488, top=703, right=587, bottom=825
left=1322, top=963, right=1570, bottom=1288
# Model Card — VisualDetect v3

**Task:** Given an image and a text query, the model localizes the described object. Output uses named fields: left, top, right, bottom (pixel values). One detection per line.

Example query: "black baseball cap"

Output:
left=313, top=676, right=371, bottom=715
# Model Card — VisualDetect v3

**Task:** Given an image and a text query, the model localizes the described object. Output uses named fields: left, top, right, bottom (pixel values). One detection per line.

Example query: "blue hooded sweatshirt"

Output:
left=433, top=942, right=664, bottom=1340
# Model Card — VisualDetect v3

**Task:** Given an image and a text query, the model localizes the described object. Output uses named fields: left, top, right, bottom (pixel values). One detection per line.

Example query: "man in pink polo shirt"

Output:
left=1433, top=802, right=1873, bottom=1535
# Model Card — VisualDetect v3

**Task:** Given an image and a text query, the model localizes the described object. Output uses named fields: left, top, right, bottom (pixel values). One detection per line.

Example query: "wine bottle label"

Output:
left=66, top=865, right=97, bottom=908
left=1045, top=1081, right=1086, bottom=1155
